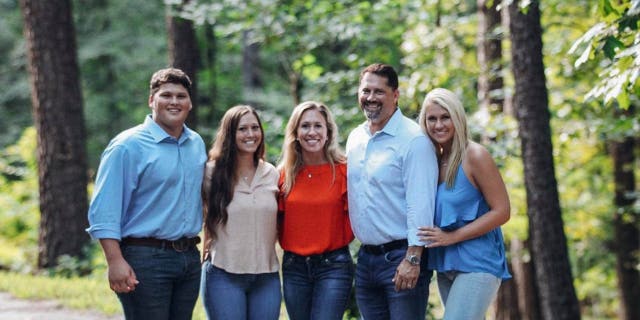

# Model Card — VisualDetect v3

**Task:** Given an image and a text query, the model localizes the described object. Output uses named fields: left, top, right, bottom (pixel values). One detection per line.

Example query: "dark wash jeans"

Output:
left=282, top=246, right=355, bottom=320
left=355, top=245, right=431, bottom=320
left=116, top=244, right=201, bottom=320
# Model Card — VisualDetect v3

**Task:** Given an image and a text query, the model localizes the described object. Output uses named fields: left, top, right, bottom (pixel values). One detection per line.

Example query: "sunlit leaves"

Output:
left=571, top=0, right=640, bottom=109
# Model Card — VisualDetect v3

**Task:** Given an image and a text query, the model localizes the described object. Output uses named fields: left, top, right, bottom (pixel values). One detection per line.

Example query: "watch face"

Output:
left=407, top=255, right=420, bottom=265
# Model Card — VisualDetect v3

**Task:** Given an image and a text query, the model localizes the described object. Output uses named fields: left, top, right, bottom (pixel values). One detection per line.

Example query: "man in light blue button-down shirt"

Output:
left=347, top=63, right=438, bottom=319
left=86, top=68, right=206, bottom=319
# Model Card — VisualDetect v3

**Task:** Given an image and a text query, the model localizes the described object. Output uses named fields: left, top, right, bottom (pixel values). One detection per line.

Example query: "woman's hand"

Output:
left=418, top=226, right=458, bottom=248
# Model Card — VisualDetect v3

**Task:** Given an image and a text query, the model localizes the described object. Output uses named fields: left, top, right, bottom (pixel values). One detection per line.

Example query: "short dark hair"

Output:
left=359, top=63, right=399, bottom=91
left=149, top=68, right=192, bottom=97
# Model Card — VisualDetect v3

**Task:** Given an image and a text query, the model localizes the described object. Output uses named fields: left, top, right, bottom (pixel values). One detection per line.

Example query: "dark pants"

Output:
left=355, top=245, right=431, bottom=320
left=282, top=247, right=355, bottom=320
left=116, top=245, right=201, bottom=320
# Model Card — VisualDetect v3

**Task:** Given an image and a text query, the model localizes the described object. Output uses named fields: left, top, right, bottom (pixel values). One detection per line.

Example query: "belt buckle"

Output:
left=171, top=238, right=190, bottom=252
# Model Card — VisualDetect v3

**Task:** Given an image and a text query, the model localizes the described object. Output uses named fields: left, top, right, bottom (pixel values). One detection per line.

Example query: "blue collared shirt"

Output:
left=346, top=108, right=437, bottom=246
left=86, top=115, right=207, bottom=241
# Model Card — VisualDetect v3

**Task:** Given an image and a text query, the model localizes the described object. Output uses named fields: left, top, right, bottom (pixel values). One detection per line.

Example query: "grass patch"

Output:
left=0, top=238, right=21, bottom=268
left=0, top=271, right=208, bottom=318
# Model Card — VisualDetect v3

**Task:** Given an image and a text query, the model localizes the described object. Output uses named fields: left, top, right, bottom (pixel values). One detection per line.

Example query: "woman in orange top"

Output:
left=278, top=101, right=355, bottom=320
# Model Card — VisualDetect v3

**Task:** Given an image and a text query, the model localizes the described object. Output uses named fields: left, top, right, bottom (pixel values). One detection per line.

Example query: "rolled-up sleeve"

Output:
left=86, top=144, right=133, bottom=240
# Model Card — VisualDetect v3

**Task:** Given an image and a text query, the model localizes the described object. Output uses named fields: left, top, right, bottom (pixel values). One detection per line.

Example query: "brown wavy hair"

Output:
left=204, top=105, right=265, bottom=238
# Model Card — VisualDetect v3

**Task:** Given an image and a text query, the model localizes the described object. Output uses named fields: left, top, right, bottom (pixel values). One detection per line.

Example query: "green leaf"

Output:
left=600, top=0, right=618, bottom=16
left=602, top=36, right=624, bottom=59
left=618, top=15, right=638, bottom=31
left=617, top=88, right=630, bottom=110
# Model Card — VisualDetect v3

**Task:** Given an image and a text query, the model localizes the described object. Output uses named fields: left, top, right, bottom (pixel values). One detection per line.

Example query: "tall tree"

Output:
left=610, top=107, right=639, bottom=320
left=166, top=0, right=200, bottom=128
left=508, top=1, right=581, bottom=319
left=242, top=29, right=263, bottom=105
left=570, top=3, right=640, bottom=317
left=477, top=0, right=504, bottom=114
left=20, top=0, right=90, bottom=268
left=477, top=2, right=538, bottom=319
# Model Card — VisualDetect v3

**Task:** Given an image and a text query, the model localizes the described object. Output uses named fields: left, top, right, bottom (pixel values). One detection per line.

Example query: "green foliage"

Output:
left=0, top=0, right=633, bottom=317
left=570, top=0, right=640, bottom=109
left=0, top=0, right=32, bottom=149
left=0, top=127, right=38, bottom=246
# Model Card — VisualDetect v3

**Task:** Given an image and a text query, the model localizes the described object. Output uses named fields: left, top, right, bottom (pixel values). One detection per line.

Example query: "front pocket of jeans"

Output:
left=282, top=254, right=296, bottom=268
left=323, top=252, right=354, bottom=267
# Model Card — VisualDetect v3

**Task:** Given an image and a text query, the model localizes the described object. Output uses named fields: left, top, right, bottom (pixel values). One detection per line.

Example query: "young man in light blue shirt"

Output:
left=87, top=68, right=207, bottom=320
left=346, top=63, right=438, bottom=319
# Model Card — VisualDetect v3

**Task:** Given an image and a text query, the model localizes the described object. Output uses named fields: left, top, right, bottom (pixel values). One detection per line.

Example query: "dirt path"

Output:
left=0, top=291, right=122, bottom=320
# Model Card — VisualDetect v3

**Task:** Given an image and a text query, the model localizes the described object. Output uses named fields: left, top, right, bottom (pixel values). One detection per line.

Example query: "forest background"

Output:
left=0, top=0, right=638, bottom=319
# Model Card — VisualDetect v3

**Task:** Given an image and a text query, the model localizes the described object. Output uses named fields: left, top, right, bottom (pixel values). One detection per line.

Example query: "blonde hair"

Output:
left=418, top=88, right=469, bottom=188
left=278, top=101, right=345, bottom=196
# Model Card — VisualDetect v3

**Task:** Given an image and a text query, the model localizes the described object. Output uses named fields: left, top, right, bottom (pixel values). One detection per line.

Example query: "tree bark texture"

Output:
left=477, top=0, right=504, bottom=113
left=510, top=238, right=541, bottom=320
left=609, top=114, right=639, bottom=320
left=20, top=0, right=90, bottom=269
left=494, top=261, right=521, bottom=320
left=508, top=1, right=581, bottom=319
left=166, top=0, right=200, bottom=129
left=203, top=23, right=219, bottom=126
left=242, top=29, right=264, bottom=106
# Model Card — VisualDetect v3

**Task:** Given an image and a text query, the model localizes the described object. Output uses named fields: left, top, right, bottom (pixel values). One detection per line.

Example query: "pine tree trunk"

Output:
left=167, top=0, right=200, bottom=128
left=609, top=108, right=640, bottom=320
left=242, top=29, right=263, bottom=106
left=477, top=0, right=504, bottom=114
left=510, top=238, right=541, bottom=320
left=20, top=0, right=90, bottom=269
left=508, top=1, right=581, bottom=319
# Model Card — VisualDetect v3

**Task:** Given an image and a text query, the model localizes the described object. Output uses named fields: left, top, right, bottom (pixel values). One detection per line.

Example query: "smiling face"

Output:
left=235, top=113, right=262, bottom=156
left=424, top=102, right=455, bottom=147
left=148, top=83, right=192, bottom=137
left=358, top=72, right=399, bottom=133
left=296, top=108, right=328, bottom=161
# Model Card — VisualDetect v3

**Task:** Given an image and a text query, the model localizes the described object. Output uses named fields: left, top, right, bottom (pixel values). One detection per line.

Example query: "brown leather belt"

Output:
left=361, top=239, right=407, bottom=255
left=121, top=236, right=201, bottom=252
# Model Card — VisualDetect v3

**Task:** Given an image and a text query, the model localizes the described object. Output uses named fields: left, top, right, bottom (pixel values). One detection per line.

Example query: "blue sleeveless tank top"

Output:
left=427, top=164, right=511, bottom=279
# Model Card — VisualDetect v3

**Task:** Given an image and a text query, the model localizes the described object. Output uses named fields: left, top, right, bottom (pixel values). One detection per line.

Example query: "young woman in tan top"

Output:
left=201, top=105, right=281, bottom=320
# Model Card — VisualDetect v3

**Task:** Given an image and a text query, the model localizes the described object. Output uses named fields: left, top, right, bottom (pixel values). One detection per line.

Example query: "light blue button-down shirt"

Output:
left=86, top=115, right=207, bottom=241
left=346, top=108, right=437, bottom=246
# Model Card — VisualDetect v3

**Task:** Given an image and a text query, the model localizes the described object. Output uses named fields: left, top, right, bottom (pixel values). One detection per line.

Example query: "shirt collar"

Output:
left=143, top=114, right=193, bottom=143
left=365, top=107, right=403, bottom=137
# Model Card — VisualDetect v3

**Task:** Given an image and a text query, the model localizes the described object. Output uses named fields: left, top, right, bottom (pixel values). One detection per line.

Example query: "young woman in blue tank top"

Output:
left=417, top=88, right=511, bottom=320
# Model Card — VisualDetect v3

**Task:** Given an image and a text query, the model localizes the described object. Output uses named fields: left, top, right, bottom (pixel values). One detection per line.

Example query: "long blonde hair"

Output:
left=418, top=88, right=469, bottom=188
left=278, top=101, right=345, bottom=196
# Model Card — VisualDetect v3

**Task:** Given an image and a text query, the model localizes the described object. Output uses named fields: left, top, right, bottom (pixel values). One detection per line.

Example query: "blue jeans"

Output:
left=437, top=271, right=501, bottom=320
left=116, top=244, right=201, bottom=320
left=202, top=260, right=281, bottom=320
left=355, top=246, right=431, bottom=320
left=282, top=247, right=355, bottom=320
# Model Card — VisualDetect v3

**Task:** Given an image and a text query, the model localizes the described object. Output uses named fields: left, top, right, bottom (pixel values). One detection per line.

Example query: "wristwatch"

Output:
left=405, top=254, right=421, bottom=266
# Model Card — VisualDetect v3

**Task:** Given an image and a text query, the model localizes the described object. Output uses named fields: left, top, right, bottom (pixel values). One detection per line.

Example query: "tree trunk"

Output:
left=242, top=29, right=263, bottom=106
left=477, top=3, right=521, bottom=317
left=509, top=238, right=541, bottom=320
left=203, top=23, right=218, bottom=127
left=166, top=0, right=200, bottom=129
left=609, top=107, right=639, bottom=320
left=477, top=0, right=504, bottom=114
left=20, top=0, right=90, bottom=269
left=494, top=261, right=521, bottom=320
left=508, top=1, right=581, bottom=319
